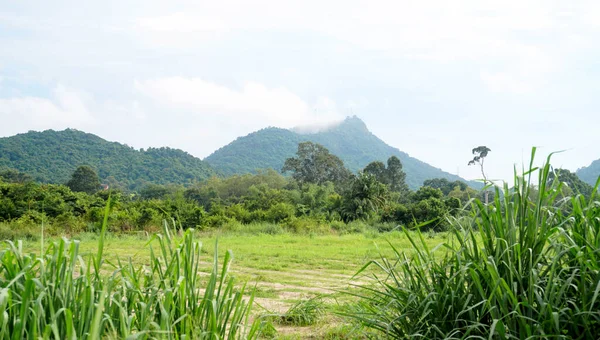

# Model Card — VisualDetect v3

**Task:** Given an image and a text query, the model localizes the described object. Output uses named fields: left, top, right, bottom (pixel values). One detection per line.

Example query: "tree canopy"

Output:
left=282, top=142, right=352, bottom=186
left=67, top=165, right=101, bottom=194
left=0, top=129, right=215, bottom=190
left=363, top=156, right=409, bottom=193
left=549, top=168, right=595, bottom=198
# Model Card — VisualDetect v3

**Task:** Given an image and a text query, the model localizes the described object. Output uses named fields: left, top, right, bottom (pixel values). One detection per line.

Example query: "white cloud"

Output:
left=136, top=12, right=226, bottom=34
left=131, top=0, right=579, bottom=93
left=134, top=13, right=228, bottom=47
left=132, top=1, right=562, bottom=55
left=0, top=85, right=96, bottom=135
left=3, top=0, right=600, bottom=182
left=134, top=77, right=342, bottom=128
left=480, top=71, right=533, bottom=94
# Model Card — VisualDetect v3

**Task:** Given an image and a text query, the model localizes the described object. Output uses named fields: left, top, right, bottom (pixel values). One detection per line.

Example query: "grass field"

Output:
left=18, top=229, right=449, bottom=339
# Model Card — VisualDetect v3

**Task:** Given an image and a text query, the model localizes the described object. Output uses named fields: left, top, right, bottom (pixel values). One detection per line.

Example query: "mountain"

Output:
left=576, top=159, right=600, bottom=186
left=206, top=116, right=479, bottom=189
left=0, top=129, right=215, bottom=190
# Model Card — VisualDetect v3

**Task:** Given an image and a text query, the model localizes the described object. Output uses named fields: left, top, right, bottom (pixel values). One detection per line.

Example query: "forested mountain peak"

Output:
left=0, top=129, right=215, bottom=190
left=205, top=116, right=478, bottom=189
left=332, top=115, right=369, bottom=132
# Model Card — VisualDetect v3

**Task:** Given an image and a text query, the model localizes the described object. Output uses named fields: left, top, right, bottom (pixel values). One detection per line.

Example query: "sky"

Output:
left=1, top=0, right=599, bottom=184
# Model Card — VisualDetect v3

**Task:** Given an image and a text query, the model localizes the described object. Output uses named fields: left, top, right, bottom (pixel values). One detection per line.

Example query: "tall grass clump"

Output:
left=0, top=198, right=259, bottom=339
left=346, top=149, right=600, bottom=339
left=278, top=296, right=326, bottom=326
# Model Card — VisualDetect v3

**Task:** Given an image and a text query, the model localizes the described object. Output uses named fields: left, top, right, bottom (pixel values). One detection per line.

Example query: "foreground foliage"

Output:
left=0, top=205, right=258, bottom=339
left=349, top=150, right=600, bottom=339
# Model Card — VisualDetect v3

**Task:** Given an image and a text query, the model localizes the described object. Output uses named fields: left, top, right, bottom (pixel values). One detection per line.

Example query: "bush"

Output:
left=330, top=220, right=370, bottom=234
left=380, top=202, right=409, bottom=224
left=409, top=197, right=447, bottom=231
left=224, top=203, right=252, bottom=224
left=201, top=214, right=233, bottom=228
left=265, top=202, right=296, bottom=223
left=371, top=222, right=398, bottom=233
left=284, top=217, right=329, bottom=234
left=136, top=206, right=162, bottom=227
left=0, top=222, right=39, bottom=241
left=53, top=212, right=86, bottom=234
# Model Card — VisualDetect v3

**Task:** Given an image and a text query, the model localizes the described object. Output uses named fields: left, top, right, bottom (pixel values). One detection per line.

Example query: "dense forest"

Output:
left=206, top=116, right=480, bottom=189
left=0, top=142, right=483, bottom=239
left=0, top=129, right=215, bottom=190
left=2, top=140, right=595, bottom=242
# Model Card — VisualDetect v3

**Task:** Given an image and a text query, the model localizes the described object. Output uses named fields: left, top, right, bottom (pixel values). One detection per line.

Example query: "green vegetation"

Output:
left=0, top=129, right=215, bottom=190
left=0, top=142, right=474, bottom=237
left=0, top=211, right=258, bottom=338
left=66, top=165, right=101, bottom=194
left=554, top=168, right=596, bottom=198
left=347, top=150, right=600, bottom=338
left=3, top=124, right=600, bottom=339
left=364, top=156, right=409, bottom=194
left=10, top=230, right=447, bottom=339
left=277, top=297, right=325, bottom=326
left=282, top=142, right=352, bottom=186
left=206, top=116, right=479, bottom=190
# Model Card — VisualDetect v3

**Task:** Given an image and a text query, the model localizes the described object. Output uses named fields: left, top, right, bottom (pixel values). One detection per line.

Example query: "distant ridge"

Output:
left=206, top=116, right=479, bottom=189
left=0, top=129, right=215, bottom=190
left=576, top=159, right=600, bottom=186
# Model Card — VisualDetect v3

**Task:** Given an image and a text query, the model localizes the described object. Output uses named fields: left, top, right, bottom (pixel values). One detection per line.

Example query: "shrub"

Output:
left=201, top=214, right=233, bottom=228
left=0, top=222, right=39, bottom=241
left=409, top=197, right=447, bottom=231
left=224, top=203, right=253, bottom=224
left=265, top=202, right=296, bottom=223
left=329, top=220, right=374, bottom=234
left=284, top=217, right=329, bottom=234
left=380, top=202, right=409, bottom=224
left=53, top=211, right=86, bottom=234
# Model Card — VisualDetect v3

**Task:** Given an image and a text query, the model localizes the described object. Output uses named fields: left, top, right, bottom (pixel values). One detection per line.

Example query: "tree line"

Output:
left=0, top=142, right=496, bottom=239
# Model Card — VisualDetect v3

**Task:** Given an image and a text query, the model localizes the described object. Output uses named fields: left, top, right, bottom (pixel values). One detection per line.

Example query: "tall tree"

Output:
left=66, top=165, right=100, bottom=194
left=386, top=156, right=409, bottom=193
left=282, top=142, right=352, bottom=186
left=468, top=146, right=491, bottom=203
left=423, top=178, right=468, bottom=195
left=363, top=161, right=387, bottom=181
left=341, top=172, right=388, bottom=221
left=363, top=156, right=408, bottom=193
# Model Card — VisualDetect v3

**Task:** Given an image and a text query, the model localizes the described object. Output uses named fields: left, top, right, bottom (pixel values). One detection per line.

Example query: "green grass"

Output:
left=11, top=228, right=447, bottom=338
left=346, top=149, right=600, bottom=339
left=20, top=231, right=446, bottom=279
left=0, top=206, right=260, bottom=339
left=277, top=296, right=326, bottom=326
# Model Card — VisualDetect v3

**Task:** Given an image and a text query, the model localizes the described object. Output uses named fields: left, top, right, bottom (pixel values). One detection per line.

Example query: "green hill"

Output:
left=206, top=116, right=479, bottom=189
left=576, top=159, right=600, bottom=186
left=0, top=129, right=215, bottom=190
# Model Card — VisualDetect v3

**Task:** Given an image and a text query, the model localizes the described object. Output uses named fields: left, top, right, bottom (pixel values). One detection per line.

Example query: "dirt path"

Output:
left=237, top=267, right=371, bottom=338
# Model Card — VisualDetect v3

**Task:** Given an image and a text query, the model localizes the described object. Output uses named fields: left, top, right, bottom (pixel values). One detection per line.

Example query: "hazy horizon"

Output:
left=2, top=1, right=599, bottom=182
